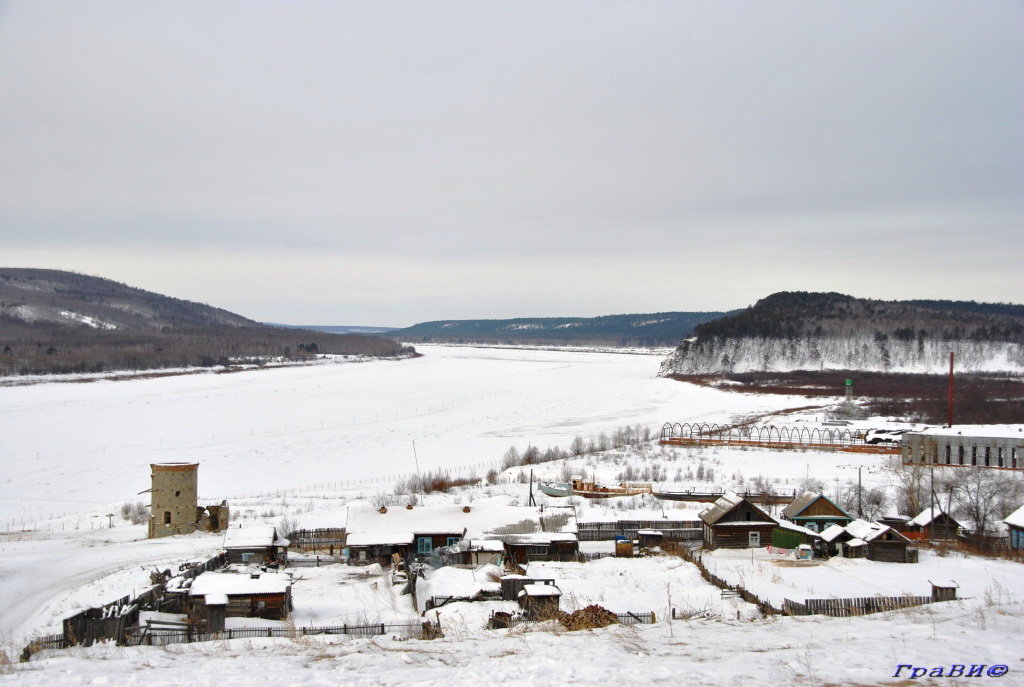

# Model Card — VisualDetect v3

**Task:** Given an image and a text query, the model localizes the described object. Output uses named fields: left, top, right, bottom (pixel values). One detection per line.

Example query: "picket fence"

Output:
left=783, top=596, right=934, bottom=617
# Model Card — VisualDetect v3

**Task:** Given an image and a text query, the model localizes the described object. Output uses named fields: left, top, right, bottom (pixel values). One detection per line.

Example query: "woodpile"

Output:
left=560, top=605, right=618, bottom=631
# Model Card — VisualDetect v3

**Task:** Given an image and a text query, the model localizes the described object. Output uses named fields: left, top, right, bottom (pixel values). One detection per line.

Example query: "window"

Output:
left=998, top=448, right=1004, bottom=468
left=971, top=446, right=977, bottom=466
left=958, top=446, right=964, bottom=465
left=164, top=511, right=171, bottom=524
left=446, top=536, right=461, bottom=547
left=984, top=447, right=991, bottom=467
left=416, top=536, right=433, bottom=555
left=945, top=445, right=951, bottom=465
left=175, top=490, right=181, bottom=497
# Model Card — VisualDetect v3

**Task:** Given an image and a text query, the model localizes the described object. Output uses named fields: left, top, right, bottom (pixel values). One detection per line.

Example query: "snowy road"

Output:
left=0, top=528, right=220, bottom=640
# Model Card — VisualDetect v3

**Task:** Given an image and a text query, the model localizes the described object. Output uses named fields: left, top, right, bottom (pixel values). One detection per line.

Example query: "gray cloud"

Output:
left=1, top=1, right=1021, bottom=323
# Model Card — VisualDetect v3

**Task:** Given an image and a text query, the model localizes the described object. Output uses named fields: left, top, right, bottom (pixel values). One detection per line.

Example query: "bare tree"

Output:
left=887, top=460, right=928, bottom=516
left=837, top=484, right=888, bottom=521
left=951, top=468, right=1022, bottom=536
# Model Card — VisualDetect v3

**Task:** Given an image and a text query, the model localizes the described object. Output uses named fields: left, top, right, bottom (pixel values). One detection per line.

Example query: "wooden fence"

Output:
left=577, top=521, right=702, bottom=542
left=675, top=547, right=781, bottom=616
left=783, top=596, right=934, bottom=617
left=124, top=622, right=432, bottom=646
left=62, top=552, right=227, bottom=648
left=287, top=528, right=346, bottom=552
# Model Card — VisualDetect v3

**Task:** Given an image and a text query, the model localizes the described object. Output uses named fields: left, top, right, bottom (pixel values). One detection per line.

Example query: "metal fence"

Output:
left=660, top=422, right=899, bottom=455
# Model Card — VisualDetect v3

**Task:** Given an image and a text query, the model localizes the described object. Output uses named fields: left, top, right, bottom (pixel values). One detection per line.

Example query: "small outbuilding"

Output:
left=699, top=492, right=777, bottom=550
left=517, top=583, right=562, bottom=620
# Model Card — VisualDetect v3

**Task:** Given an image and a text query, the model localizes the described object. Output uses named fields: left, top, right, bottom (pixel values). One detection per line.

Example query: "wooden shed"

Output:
left=188, top=571, right=292, bottom=627
left=699, top=493, right=777, bottom=550
left=781, top=491, right=853, bottom=533
left=517, top=583, right=562, bottom=620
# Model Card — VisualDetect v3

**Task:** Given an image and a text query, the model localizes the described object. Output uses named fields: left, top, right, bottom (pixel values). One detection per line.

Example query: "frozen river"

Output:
left=0, top=345, right=801, bottom=525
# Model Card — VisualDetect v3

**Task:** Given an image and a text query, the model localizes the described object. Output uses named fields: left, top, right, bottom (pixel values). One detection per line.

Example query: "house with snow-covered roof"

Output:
left=819, top=519, right=916, bottom=563
left=699, top=492, right=776, bottom=549
left=903, top=507, right=961, bottom=540
left=1005, top=505, right=1024, bottom=551
left=188, top=570, right=292, bottom=630
left=781, top=491, right=852, bottom=533
left=223, top=525, right=289, bottom=566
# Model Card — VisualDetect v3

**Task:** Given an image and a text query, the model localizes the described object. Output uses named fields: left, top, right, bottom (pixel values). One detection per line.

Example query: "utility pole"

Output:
left=946, top=352, right=955, bottom=428
left=857, top=467, right=863, bottom=519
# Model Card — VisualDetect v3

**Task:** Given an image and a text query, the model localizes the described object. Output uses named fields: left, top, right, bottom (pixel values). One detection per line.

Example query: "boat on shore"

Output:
left=538, top=481, right=573, bottom=497
left=538, top=478, right=653, bottom=499
left=652, top=489, right=796, bottom=504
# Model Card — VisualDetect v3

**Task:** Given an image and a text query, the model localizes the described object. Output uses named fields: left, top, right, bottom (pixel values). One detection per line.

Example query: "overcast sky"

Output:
left=1, top=1, right=1021, bottom=326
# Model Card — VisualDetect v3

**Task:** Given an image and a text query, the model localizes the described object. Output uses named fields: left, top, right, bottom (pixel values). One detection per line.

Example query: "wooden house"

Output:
left=188, top=571, right=292, bottom=629
left=1005, top=505, right=1024, bottom=551
left=503, top=533, right=579, bottom=566
left=223, top=526, right=288, bottom=566
left=903, top=507, right=961, bottom=540
left=781, top=491, right=852, bottom=533
left=699, top=492, right=777, bottom=550
left=820, top=519, right=917, bottom=563
left=517, top=583, right=562, bottom=620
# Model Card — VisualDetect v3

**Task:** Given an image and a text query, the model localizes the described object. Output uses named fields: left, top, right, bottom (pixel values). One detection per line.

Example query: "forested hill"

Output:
left=659, top=291, right=1024, bottom=375
left=0, top=269, right=415, bottom=376
left=392, top=311, right=729, bottom=347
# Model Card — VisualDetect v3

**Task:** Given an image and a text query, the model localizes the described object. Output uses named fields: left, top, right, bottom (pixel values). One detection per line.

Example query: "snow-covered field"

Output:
left=2, top=346, right=1022, bottom=685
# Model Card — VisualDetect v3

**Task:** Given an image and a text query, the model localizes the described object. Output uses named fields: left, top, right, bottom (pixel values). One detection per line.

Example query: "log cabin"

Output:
left=699, top=492, right=777, bottom=550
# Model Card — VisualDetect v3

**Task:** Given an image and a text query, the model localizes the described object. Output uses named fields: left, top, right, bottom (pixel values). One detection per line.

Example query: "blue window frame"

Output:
left=416, top=536, right=433, bottom=554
